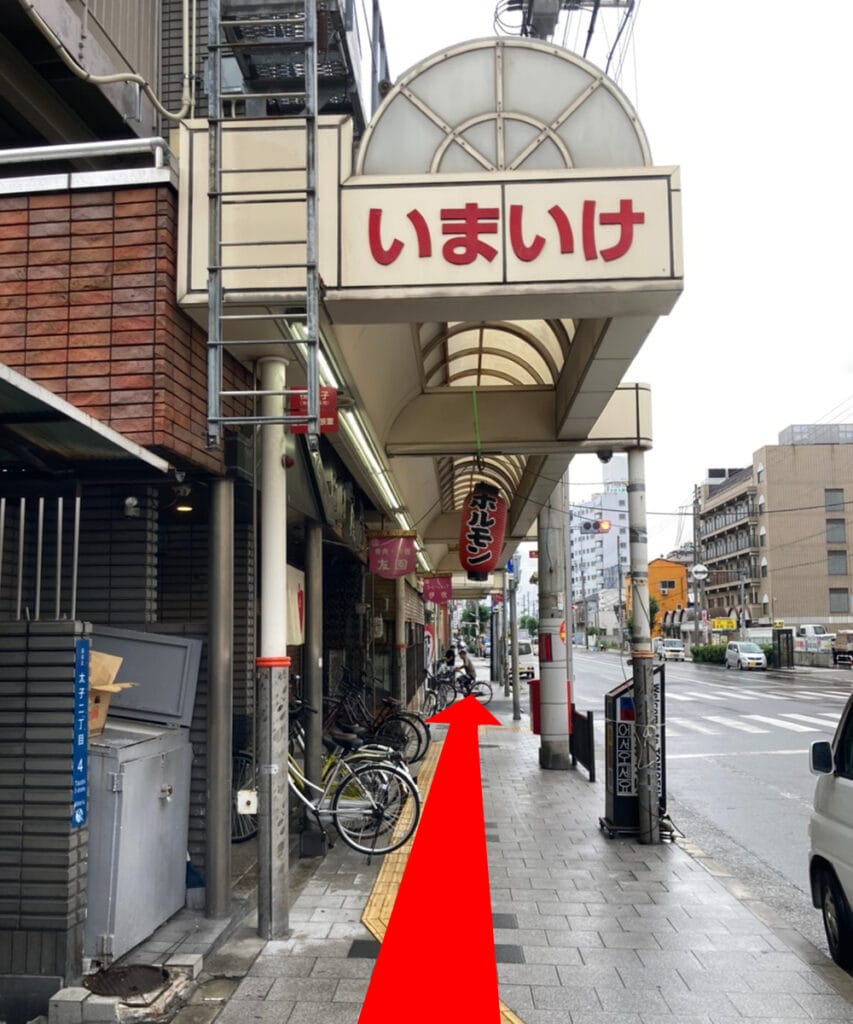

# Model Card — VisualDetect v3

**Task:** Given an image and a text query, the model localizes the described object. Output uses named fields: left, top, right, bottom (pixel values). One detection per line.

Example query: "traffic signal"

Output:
left=581, top=519, right=612, bottom=533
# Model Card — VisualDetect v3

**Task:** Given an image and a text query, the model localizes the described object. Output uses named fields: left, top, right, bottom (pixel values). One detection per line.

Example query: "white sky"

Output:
left=377, top=0, right=853, bottom=560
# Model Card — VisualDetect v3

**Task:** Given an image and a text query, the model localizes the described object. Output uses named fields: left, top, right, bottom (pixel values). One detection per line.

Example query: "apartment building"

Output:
left=698, top=425, right=853, bottom=630
left=570, top=456, right=630, bottom=596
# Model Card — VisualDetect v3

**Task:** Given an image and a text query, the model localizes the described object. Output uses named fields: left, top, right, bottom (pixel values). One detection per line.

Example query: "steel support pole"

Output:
left=563, top=471, right=574, bottom=683
left=301, top=519, right=324, bottom=855
left=627, top=448, right=660, bottom=844
left=501, top=576, right=510, bottom=697
left=206, top=476, right=233, bottom=917
left=395, top=575, right=407, bottom=706
left=538, top=484, right=570, bottom=769
left=257, top=357, right=290, bottom=938
left=509, top=578, right=521, bottom=721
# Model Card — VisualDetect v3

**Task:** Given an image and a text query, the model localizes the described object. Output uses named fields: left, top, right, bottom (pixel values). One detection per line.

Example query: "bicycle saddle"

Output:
left=326, top=727, right=363, bottom=751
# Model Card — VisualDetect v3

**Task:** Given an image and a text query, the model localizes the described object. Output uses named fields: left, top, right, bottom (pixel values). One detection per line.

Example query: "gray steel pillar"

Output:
left=257, top=357, right=290, bottom=936
left=301, top=518, right=324, bottom=855
left=538, top=484, right=570, bottom=770
left=562, top=471, right=574, bottom=685
left=509, top=578, right=521, bottom=720
left=627, top=448, right=660, bottom=844
left=395, top=575, right=407, bottom=706
left=206, top=476, right=234, bottom=917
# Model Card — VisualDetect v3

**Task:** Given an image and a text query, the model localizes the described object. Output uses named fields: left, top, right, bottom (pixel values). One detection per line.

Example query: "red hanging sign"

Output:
left=458, top=483, right=507, bottom=581
left=422, top=575, right=452, bottom=604
left=368, top=532, right=417, bottom=579
left=289, top=386, right=339, bottom=434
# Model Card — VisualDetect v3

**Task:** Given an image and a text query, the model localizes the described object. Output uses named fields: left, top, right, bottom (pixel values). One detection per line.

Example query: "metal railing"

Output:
left=0, top=137, right=170, bottom=167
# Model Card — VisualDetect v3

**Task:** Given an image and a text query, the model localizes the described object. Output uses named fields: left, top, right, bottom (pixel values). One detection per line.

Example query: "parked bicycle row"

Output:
left=232, top=664, right=436, bottom=854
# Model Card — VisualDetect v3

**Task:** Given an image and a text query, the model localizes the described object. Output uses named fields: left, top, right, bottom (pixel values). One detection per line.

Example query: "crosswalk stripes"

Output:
left=787, top=690, right=850, bottom=701
left=705, top=715, right=767, bottom=733
left=744, top=714, right=816, bottom=732
left=589, top=687, right=845, bottom=739
left=781, top=713, right=841, bottom=728
left=667, top=717, right=718, bottom=735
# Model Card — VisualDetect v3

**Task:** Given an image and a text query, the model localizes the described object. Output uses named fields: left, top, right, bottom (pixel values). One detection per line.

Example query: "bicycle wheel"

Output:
left=373, top=714, right=422, bottom=762
left=331, top=763, right=420, bottom=855
left=437, top=680, right=457, bottom=709
left=399, top=711, right=431, bottom=756
left=469, top=680, right=493, bottom=705
left=231, top=751, right=258, bottom=843
left=422, top=689, right=439, bottom=717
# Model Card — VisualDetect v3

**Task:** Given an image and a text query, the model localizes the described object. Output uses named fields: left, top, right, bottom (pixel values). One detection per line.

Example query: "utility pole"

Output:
left=537, top=482, right=570, bottom=770
left=627, top=448, right=660, bottom=845
left=617, top=533, right=624, bottom=649
left=693, top=485, right=701, bottom=650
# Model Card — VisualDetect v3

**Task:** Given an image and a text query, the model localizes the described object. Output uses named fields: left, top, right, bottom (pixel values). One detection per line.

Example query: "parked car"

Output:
left=655, top=638, right=686, bottom=661
left=808, top=693, right=853, bottom=969
left=510, top=639, right=537, bottom=680
left=724, top=640, right=767, bottom=670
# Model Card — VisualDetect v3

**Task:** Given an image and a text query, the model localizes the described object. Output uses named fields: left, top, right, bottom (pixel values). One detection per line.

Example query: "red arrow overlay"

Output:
left=358, top=696, right=502, bottom=1023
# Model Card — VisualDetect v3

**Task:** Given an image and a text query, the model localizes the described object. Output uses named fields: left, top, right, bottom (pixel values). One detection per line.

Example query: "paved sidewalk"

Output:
left=177, top=694, right=853, bottom=1024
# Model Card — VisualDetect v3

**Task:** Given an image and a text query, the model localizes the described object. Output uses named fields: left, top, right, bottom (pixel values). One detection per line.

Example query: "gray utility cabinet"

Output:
left=84, top=627, right=201, bottom=962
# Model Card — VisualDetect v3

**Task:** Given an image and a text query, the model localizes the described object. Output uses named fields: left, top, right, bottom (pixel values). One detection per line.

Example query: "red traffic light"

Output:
left=596, top=519, right=612, bottom=533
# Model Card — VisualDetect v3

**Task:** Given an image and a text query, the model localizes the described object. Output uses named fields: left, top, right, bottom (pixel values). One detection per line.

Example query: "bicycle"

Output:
left=453, top=669, right=493, bottom=705
left=289, top=700, right=415, bottom=784
left=421, top=666, right=456, bottom=715
left=324, top=667, right=430, bottom=762
left=287, top=737, right=420, bottom=855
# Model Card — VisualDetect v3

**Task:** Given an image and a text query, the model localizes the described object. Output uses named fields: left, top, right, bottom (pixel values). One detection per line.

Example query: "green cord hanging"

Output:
left=471, top=387, right=483, bottom=470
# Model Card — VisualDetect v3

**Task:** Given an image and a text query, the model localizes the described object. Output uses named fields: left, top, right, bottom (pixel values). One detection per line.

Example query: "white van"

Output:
left=510, top=640, right=537, bottom=680
left=808, top=693, right=853, bottom=968
left=654, top=638, right=685, bottom=661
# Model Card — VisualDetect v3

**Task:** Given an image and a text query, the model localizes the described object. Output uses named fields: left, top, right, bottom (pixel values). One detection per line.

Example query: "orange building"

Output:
left=625, top=558, right=689, bottom=638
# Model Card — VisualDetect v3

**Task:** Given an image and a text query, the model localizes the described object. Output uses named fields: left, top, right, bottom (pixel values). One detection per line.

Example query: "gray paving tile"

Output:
left=286, top=1003, right=361, bottom=1024
left=216, top=1002, right=295, bottom=1022
left=596, top=987, right=672, bottom=1014
left=308, top=958, right=374, bottom=978
left=725, top=991, right=815, bottom=1017
left=266, top=977, right=335, bottom=1002
left=792, top=992, right=853, bottom=1018
left=497, top=963, right=559, bottom=985
left=498, top=984, right=535, bottom=1010
left=521, top=945, right=583, bottom=966
left=249, top=955, right=317, bottom=978
left=232, top=976, right=276, bottom=1000
left=331, top=979, right=369, bottom=1002
left=555, top=964, right=624, bottom=988
left=531, top=984, right=603, bottom=1010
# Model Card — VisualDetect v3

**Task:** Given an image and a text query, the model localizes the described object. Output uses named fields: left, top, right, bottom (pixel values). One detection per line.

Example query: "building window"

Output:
left=829, top=588, right=850, bottom=614
left=828, top=550, right=848, bottom=576
left=825, top=488, right=845, bottom=512
left=659, top=580, right=676, bottom=593
left=761, top=563, right=767, bottom=578
left=826, top=519, right=847, bottom=544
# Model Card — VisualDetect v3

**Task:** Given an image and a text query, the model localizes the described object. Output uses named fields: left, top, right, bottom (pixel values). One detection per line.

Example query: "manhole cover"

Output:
left=84, top=964, right=170, bottom=1001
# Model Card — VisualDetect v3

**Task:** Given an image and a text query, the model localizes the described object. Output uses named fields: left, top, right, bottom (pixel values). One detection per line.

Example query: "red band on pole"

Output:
left=256, top=656, right=291, bottom=667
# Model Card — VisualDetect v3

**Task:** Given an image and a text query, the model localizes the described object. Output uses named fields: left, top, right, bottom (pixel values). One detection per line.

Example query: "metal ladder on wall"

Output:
left=206, top=0, right=320, bottom=447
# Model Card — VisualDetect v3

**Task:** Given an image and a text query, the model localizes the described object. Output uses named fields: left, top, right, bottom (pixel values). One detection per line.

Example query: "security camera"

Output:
left=597, top=450, right=613, bottom=464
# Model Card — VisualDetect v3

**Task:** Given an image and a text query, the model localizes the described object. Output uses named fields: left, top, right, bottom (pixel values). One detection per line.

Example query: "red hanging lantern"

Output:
left=458, top=483, right=507, bottom=581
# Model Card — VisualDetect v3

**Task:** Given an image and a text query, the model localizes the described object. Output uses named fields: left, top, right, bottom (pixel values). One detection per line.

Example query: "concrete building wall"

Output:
left=699, top=440, right=853, bottom=628
left=756, top=443, right=853, bottom=627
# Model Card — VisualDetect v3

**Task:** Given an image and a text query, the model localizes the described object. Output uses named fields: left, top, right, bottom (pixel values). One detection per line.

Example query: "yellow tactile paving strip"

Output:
left=361, top=728, right=526, bottom=1024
